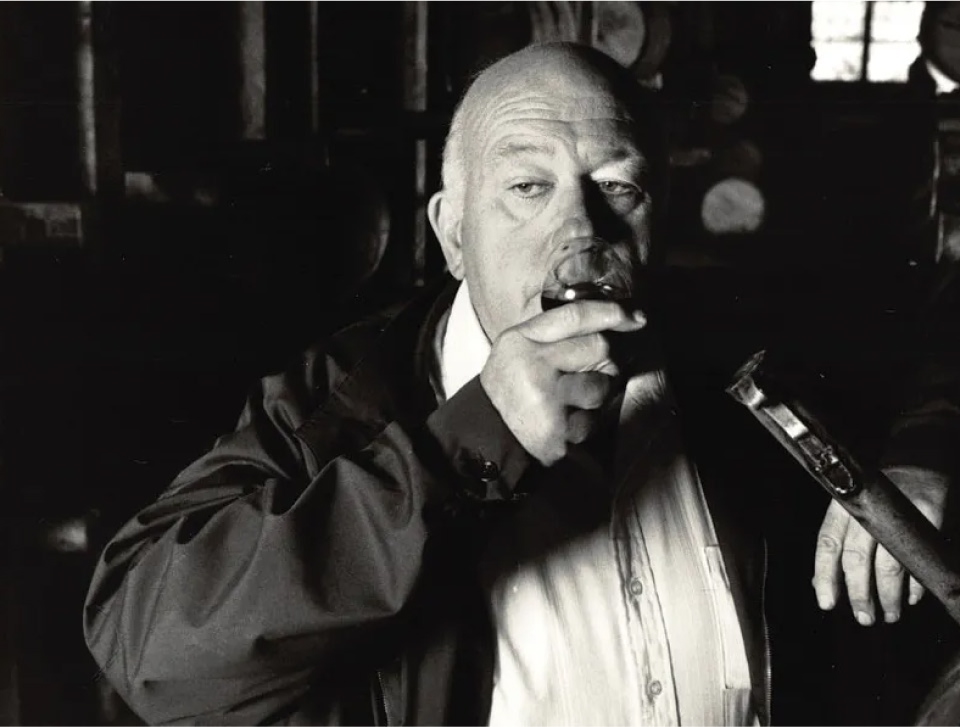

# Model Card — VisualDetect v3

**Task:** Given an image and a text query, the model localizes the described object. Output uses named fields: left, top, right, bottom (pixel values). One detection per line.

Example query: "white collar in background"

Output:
left=440, top=281, right=492, bottom=400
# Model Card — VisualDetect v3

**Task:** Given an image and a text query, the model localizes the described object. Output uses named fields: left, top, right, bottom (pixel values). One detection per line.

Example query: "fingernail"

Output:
left=816, top=595, right=834, bottom=610
left=631, top=310, right=647, bottom=325
left=856, top=611, right=874, bottom=626
left=909, top=593, right=921, bottom=606
left=884, top=611, right=899, bottom=623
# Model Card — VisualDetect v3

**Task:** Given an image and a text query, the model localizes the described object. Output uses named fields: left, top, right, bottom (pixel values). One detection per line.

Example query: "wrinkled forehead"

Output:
left=484, top=86, right=632, bottom=120
left=467, top=86, right=644, bottom=162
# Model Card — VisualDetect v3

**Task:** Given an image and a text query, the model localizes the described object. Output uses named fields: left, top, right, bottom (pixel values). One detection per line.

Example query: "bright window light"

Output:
left=812, top=1, right=867, bottom=42
left=811, top=1, right=925, bottom=82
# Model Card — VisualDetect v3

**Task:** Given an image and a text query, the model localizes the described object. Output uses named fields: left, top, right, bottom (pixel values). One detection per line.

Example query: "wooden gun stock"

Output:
left=727, top=351, right=960, bottom=628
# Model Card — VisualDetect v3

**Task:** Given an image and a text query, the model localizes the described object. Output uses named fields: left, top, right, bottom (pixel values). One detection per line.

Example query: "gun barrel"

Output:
left=727, top=351, right=960, bottom=628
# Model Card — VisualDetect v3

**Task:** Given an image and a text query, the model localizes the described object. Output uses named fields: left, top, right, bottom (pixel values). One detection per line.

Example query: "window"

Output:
left=811, top=1, right=925, bottom=82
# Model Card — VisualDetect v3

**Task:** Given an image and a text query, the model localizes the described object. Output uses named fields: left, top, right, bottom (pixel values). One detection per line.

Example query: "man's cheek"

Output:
left=492, top=196, right=542, bottom=227
left=627, top=209, right=654, bottom=262
left=633, top=229, right=652, bottom=264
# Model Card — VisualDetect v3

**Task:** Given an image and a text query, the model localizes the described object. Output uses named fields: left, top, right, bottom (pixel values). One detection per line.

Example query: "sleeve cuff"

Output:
left=880, top=420, right=960, bottom=479
left=426, top=377, right=534, bottom=501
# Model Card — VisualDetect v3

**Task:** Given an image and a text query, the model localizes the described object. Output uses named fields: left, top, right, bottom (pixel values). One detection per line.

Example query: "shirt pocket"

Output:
left=704, top=544, right=753, bottom=691
left=724, top=687, right=759, bottom=726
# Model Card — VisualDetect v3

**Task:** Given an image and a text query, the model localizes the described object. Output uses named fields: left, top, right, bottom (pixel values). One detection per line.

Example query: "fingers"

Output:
left=809, top=466, right=948, bottom=625
left=841, top=519, right=878, bottom=626
left=880, top=466, right=946, bottom=611
left=558, top=372, right=613, bottom=411
left=908, top=576, right=925, bottom=607
left=525, top=300, right=646, bottom=344
left=561, top=373, right=612, bottom=446
left=813, top=500, right=848, bottom=611
left=566, top=408, right=598, bottom=445
left=548, top=334, right=619, bottom=375
left=815, top=497, right=928, bottom=626
left=481, top=299, right=644, bottom=466
left=875, top=544, right=906, bottom=623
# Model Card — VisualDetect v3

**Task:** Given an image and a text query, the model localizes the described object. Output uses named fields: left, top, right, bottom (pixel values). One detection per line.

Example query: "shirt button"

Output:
left=477, top=459, right=500, bottom=482
left=628, top=578, right=643, bottom=596
left=461, top=452, right=500, bottom=484
left=648, top=680, right=663, bottom=697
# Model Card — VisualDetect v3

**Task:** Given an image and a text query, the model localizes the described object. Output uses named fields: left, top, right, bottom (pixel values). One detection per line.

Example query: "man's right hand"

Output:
left=479, top=301, right=647, bottom=465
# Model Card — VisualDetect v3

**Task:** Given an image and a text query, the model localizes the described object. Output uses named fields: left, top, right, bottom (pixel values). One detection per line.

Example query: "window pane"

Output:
left=812, top=1, right=867, bottom=41
left=867, top=40, right=921, bottom=81
left=812, top=41, right=865, bottom=80
left=871, top=1, right=924, bottom=42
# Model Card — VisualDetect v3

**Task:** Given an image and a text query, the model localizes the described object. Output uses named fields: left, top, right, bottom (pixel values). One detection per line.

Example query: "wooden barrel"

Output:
left=701, top=179, right=765, bottom=235
left=700, top=139, right=765, bottom=235
left=709, top=73, right=750, bottom=125
left=712, top=139, right=763, bottom=180
left=528, top=1, right=590, bottom=45
left=592, top=1, right=646, bottom=68
left=632, top=2, right=672, bottom=79
left=589, top=1, right=671, bottom=77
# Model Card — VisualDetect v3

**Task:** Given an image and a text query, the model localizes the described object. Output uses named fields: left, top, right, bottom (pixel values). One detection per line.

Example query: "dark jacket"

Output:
left=83, top=274, right=951, bottom=726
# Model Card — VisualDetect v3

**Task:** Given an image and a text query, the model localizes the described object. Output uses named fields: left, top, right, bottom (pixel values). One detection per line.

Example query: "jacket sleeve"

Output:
left=881, top=265, right=960, bottom=480
left=83, top=347, right=532, bottom=724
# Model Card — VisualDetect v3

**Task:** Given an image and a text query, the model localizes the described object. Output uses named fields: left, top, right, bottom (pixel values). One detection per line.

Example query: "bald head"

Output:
left=441, top=43, right=665, bottom=210
left=427, top=42, right=664, bottom=341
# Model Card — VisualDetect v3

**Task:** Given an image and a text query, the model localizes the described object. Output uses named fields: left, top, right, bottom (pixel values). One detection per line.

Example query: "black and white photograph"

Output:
left=2, top=2, right=960, bottom=725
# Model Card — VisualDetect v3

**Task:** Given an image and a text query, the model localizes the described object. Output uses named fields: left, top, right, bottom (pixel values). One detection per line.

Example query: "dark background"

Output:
left=1, top=2, right=959, bottom=724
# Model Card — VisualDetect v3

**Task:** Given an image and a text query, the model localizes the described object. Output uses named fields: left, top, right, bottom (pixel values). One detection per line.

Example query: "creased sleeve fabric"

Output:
left=881, top=264, right=960, bottom=480
left=83, top=323, right=532, bottom=724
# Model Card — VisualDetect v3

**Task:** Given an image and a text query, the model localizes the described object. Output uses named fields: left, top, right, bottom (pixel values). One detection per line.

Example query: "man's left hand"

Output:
left=812, top=466, right=949, bottom=625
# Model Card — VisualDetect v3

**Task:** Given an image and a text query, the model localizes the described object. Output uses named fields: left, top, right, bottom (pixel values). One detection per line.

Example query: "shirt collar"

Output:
left=439, top=281, right=492, bottom=400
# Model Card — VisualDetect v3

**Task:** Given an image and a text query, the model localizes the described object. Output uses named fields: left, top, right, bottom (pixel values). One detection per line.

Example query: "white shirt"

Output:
left=437, top=282, right=756, bottom=726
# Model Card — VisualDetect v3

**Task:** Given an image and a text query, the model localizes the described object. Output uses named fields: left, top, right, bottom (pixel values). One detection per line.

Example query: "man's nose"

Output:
left=552, top=179, right=599, bottom=242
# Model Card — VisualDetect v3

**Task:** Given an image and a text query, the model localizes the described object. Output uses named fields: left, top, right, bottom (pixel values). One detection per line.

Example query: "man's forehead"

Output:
left=482, top=93, right=633, bottom=123
left=470, top=93, right=642, bottom=153
left=480, top=110, right=643, bottom=160
left=485, top=127, right=645, bottom=162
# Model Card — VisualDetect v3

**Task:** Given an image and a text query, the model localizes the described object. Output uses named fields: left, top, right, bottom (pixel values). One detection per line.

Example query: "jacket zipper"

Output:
left=761, top=539, right=772, bottom=725
left=376, top=669, right=391, bottom=726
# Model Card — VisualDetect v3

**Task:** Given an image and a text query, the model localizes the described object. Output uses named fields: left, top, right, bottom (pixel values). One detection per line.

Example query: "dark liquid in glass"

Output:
left=541, top=282, right=626, bottom=310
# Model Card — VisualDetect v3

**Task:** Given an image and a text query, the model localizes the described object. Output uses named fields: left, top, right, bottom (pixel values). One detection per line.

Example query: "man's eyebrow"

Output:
left=595, top=148, right=649, bottom=174
left=601, top=145, right=647, bottom=163
left=491, top=140, right=556, bottom=161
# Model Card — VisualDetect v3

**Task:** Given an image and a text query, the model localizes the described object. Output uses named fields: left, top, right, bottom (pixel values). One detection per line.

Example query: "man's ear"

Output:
left=427, top=191, right=465, bottom=280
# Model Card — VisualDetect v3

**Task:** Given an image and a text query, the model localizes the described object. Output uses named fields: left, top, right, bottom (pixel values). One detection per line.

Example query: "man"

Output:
left=83, top=43, right=951, bottom=725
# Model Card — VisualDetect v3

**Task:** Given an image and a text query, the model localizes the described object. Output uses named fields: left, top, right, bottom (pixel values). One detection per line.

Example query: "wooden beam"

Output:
left=404, top=1, right=429, bottom=113
left=76, top=1, right=121, bottom=254
left=404, top=1, right=429, bottom=286
left=0, top=524, right=20, bottom=725
left=861, top=1, right=874, bottom=82
left=239, top=1, right=266, bottom=140
left=77, top=1, right=97, bottom=198
left=308, top=1, right=321, bottom=136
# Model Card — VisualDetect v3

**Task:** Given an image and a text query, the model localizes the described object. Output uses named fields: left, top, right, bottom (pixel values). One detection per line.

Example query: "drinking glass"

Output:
left=540, top=241, right=634, bottom=311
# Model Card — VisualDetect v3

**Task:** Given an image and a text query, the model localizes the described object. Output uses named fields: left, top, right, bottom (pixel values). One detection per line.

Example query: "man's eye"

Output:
left=598, top=180, right=641, bottom=198
left=509, top=181, right=550, bottom=199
